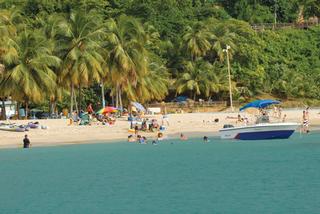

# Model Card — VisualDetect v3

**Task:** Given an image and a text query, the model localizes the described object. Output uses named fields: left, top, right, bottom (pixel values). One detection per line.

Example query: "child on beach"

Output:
left=157, top=132, right=164, bottom=141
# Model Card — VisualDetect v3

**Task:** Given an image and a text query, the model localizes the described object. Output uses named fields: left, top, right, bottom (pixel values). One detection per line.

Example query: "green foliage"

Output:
left=0, top=0, right=320, bottom=113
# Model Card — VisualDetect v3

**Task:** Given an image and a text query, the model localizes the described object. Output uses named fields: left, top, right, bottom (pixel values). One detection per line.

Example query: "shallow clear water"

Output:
left=1, top=133, right=320, bottom=214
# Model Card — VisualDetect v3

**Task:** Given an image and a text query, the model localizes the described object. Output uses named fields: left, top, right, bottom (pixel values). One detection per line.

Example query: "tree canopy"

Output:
left=0, top=0, right=319, bottom=116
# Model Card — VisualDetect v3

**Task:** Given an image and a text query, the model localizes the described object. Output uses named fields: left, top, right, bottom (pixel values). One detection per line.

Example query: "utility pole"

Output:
left=274, top=0, right=277, bottom=30
left=223, top=45, right=234, bottom=112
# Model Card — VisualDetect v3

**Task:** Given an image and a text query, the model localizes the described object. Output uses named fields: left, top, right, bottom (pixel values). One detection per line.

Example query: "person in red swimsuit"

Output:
left=87, top=103, right=94, bottom=114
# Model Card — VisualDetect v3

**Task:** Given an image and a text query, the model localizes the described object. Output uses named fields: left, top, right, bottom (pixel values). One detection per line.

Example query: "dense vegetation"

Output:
left=0, top=0, right=319, bottom=117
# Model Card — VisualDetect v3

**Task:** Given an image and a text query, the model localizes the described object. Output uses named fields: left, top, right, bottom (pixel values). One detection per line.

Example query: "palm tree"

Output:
left=207, top=21, right=236, bottom=62
left=104, top=15, right=149, bottom=108
left=0, top=9, right=21, bottom=119
left=0, top=29, right=60, bottom=118
left=296, top=0, right=318, bottom=23
left=125, top=61, right=169, bottom=103
left=57, top=11, right=105, bottom=113
left=175, top=60, right=214, bottom=100
left=37, top=14, right=67, bottom=116
left=182, top=22, right=212, bottom=61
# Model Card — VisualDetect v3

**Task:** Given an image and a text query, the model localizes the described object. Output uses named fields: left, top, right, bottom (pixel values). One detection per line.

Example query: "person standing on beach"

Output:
left=162, top=114, right=169, bottom=126
left=134, top=124, right=139, bottom=136
left=23, top=135, right=31, bottom=148
left=305, top=106, right=310, bottom=120
left=282, top=114, right=287, bottom=122
left=87, top=103, right=94, bottom=115
left=278, top=106, right=282, bottom=119
left=302, top=110, right=309, bottom=133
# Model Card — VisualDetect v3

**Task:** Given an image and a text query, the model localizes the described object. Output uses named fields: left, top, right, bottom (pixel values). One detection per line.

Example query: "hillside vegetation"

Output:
left=0, top=0, right=319, bottom=116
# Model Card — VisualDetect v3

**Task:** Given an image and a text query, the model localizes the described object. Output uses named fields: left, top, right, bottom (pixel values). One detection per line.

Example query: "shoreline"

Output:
left=1, top=127, right=319, bottom=150
left=1, top=110, right=319, bottom=150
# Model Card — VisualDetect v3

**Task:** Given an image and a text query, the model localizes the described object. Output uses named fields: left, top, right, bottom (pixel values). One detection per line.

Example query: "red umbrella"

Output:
left=97, top=106, right=118, bottom=115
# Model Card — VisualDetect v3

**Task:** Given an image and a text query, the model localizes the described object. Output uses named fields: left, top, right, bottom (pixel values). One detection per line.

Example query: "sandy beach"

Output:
left=1, top=109, right=319, bottom=149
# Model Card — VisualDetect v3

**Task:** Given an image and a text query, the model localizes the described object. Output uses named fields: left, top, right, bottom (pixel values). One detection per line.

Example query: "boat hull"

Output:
left=219, top=123, right=299, bottom=140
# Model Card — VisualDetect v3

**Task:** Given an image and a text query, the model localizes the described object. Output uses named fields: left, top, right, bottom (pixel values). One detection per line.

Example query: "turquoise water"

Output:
left=1, top=133, right=320, bottom=213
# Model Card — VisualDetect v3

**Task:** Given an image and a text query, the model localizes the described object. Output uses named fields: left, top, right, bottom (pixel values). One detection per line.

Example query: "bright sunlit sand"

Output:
left=1, top=109, right=320, bottom=149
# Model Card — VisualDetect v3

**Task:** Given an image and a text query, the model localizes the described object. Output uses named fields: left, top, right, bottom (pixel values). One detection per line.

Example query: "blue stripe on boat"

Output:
left=235, top=130, right=295, bottom=140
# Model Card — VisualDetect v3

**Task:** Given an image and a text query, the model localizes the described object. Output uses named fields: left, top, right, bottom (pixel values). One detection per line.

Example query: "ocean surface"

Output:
left=0, top=133, right=320, bottom=214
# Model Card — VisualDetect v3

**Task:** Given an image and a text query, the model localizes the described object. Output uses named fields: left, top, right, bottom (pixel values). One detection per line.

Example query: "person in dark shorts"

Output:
left=203, top=136, right=209, bottom=143
left=23, top=135, right=30, bottom=148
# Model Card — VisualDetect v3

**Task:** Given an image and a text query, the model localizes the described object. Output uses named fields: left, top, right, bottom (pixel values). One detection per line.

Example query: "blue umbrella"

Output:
left=239, top=100, right=280, bottom=111
left=131, top=101, right=146, bottom=112
left=172, top=96, right=188, bottom=102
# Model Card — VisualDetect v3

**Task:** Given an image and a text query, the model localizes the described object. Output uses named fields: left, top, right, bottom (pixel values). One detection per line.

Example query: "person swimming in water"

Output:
left=203, top=136, right=209, bottom=143
left=180, top=133, right=188, bottom=141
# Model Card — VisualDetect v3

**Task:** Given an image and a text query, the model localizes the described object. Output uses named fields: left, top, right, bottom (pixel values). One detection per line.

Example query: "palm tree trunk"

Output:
left=115, top=86, right=119, bottom=108
left=25, top=100, right=29, bottom=119
left=70, top=83, right=74, bottom=115
left=78, top=84, right=82, bottom=114
left=119, top=87, right=123, bottom=110
left=297, top=5, right=305, bottom=24
left=17, top=102, right=20, bottom=119
left=101, top=81, right=105, bottom=108
left=50, top=98, right=56, bottom=118
left=112, top=94, right=115, bottom=107
left=1, top=98, right=6, bottom=120
left=74, top=88, right=79, bottom=114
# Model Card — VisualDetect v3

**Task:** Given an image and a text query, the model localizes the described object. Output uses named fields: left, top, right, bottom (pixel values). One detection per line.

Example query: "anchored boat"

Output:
left=220, top=100, right=299, bottom=140
left=220, top=122, right=299, bottom=140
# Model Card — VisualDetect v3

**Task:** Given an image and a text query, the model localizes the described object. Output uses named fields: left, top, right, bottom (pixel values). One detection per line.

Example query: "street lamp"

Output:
left=273, top=0, right=277, bottom=29
left=223, top=45, right=234, bottom=112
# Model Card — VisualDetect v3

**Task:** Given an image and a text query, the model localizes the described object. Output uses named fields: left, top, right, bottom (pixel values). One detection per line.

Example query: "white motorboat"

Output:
left=219, top=122, right=299, bottom=140
left=220, top=99, right=299, bottom=140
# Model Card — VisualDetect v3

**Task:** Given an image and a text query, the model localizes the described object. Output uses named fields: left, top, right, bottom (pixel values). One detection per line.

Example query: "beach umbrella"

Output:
left=240, top=100, right=280, bottom=111
left=97, top=106, right=118, bottom=115
left=131, top=102, right=146, bottom=112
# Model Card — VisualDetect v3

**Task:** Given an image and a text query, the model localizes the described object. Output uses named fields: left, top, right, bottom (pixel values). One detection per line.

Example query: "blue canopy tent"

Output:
left=172, top=96, right=188, bottom=103
left=131, top=101, right=146, bottom=112
left=239, top=100, right=280, bottom=111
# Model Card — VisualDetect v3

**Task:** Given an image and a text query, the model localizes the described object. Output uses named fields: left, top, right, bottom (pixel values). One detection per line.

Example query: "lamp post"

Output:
left=273, top=0, right=277, bottom=30
left=223, top=45, right=234, bottom=112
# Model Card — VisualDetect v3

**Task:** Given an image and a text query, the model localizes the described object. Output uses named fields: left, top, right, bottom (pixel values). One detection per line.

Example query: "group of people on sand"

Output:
left=68, top=103, right=117, bottom=126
